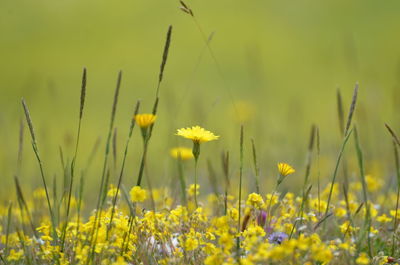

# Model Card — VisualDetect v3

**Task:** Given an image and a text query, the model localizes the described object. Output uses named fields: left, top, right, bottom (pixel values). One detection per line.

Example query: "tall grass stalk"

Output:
left=21, top=98, right=58, bottom=242
left=251, top=139, right=260, bottom=194
left=112, top=127, right=118, bottom=172
left=391, top=139, right=400, bottom=256
left=107, top=100, right=141, bottom=239
left=324, top=83, right=358, bottom=217
left=89, top=70, right=122, bottom=262
left=295, top=125, right=316, bottom=230
left=353, top=127, right=372, bottom=257
left=236, top=125, right=244, bottom=259
left=384, top=123, right=400, bottom=256
left=222, top=151, right=230, bottom=215
left=337, top=89, right=350, bottom=188
left=14, top=177, right=37, bottom=237
left=316, top=127, right=321, bottom=217
left=137, top=25, right=172, bottom=187
left=61, top=67, right=87, bottom=251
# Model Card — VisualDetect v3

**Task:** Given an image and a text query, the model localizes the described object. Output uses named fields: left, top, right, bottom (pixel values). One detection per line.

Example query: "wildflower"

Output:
left=112, top=256, right=128, bottom=265
left=268, top=232, right=288, bottom=244
left=228, top=208, right=239, bottom=221
left=334, top=207, right=347, bottom=218
left=107, top=184, right=119, bottom=198
left=188, top=184, right=200, bottom=196
left=356, top=252, right=370, bottom=264
left=33, top=188, right=47, bottom=200
left=184, top=237, right=199, bottom=251
left=376, top=214, right=392, bottom=223
left=135, top=113, right=157, bottom=141
left=277, top=162, right=295, bottom=185
left=135, top=114, right=156, bottom=128
left=7, top=249, right=24, bottom=261
left=218, top=233, right=234, bottom=251
left=390, top=210, right=400, bottom=219
left=257, top=210, right=267, bottom=227
left=130, top=186, right=147, bottom=202
left=365, top=175, right=382, bottom=192
left=176, top=126, right=219, bottom=207
left=176, top=125, right=219, bottom=144
left=277, top=162, right=295, bottom=177
left=246, top=193, right=264, bottom=208
left=170, top=147, right=194, bottom=160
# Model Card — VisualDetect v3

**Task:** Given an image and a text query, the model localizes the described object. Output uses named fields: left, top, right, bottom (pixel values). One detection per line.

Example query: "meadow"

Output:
left=1, top=0, right=400, bottom=264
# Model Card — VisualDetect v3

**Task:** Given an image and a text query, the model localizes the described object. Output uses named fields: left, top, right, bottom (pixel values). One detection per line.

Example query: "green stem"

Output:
left=194, top=158, right=199, bottom=208
left=324, top=129, right=353, bottom=216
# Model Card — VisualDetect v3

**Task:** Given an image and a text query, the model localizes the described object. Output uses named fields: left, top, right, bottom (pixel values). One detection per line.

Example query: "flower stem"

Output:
left=194, top=158, right=199, bottom=208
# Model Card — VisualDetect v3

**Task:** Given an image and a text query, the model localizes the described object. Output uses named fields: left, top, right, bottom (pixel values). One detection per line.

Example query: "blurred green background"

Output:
left=1, top=0, right=400, bottom=205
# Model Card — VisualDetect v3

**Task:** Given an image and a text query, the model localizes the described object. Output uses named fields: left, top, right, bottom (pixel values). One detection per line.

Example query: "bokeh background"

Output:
left=1, top=0, right=400, bottom=207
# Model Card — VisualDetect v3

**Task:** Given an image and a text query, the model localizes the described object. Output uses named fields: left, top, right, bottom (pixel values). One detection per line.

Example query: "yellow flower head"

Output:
left=135, top=114, right=156, bottom=128
left=188, top=184, right=200, bottom=196
left=184, top=237, right=199, bottom=251
left=246, top=193, right=264, bottom=208
left=176, top=126, right=219, bottom=143
left=130, top=186, right=147, bottom=202
left=170, top=147, right=194, bottom=160
left=355, top=252, right=370, bottom=265
left=107, top=184, right=119, bottom=198
left=277, top=162, right=295, bottom=177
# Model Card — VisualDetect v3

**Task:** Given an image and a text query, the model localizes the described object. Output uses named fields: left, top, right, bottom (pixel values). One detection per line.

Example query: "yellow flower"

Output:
left=334, top=207, right=347, bottom=218
left=376, top=214, right=392, bottom=223
left=130, top=186, right=147, bottom=202
left=107, top=184, right=119, bottom=198
left=188, top=184, right=200, bottom=196
left=365, top=175, right=382, bottom=192
left=135, top=114, right=156, bottom=128
left=277, top=162, right=295, bottom=177
left=7, top=249, right=24, bottom=261
left=170, top=147, right=194, bottom=160
left=112, top=256, right=128, bottom=265
left=33, top=188, right=47, bottom=200
left=356, top=252, right=370, bottom=264
left=184, top=237, right=199, bottom=251
left=246, top=193, right=264, bottom=208
left=390, top=210, right=400, bottom=219
left=176, top=126, right=219, bottom=143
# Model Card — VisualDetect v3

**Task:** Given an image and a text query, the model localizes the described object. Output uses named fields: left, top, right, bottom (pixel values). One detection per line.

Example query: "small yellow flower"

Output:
left=112, top=256, right=128, bottom=265
left=246, top=193, right=264, bottom=208
left=170, top=147, right=194, bottom=160
left=376, top=214, right=392, bottom=223
left=7, top=249, right=24, bottom=261
left=188, top=184, right=200, bottom=196
left=184, top=237, right=199, bottom=251
left=356, top=252, right=370, bottom=264
left=135, top=114, right=156, bottom=128
left=277, top=162, right=295, bottom=177
left=130, top=186, right=147, bottom=202
left=107, top=184, right=119, bottom=198
left=176, top=126, right=219, bottom=143
left=33, top=188, right=47, bottom=200
left=390, top=210, right=400, bottom=219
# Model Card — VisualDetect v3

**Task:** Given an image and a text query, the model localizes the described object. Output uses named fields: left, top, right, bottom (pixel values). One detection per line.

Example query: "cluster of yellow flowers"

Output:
left=1, top=125, right=400, bottom=265
left=0, top=170, right=399, bottom=264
